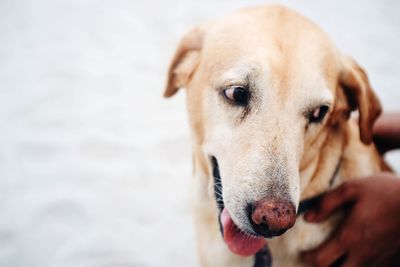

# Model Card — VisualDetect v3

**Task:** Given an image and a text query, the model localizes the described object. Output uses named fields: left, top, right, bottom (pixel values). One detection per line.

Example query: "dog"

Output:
left=164, top=5, right=388, bottom=267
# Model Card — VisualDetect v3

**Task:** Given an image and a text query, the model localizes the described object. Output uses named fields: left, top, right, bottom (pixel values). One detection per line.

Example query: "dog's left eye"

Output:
left=223, top=86, right=250, bottom=106
left=308, top=105, right=329, bottom=123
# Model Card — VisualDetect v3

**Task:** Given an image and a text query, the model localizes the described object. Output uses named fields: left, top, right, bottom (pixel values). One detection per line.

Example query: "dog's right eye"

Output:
left=308, top=105, right=329, bottom=124
left=223, top=86, right=250, bottom=106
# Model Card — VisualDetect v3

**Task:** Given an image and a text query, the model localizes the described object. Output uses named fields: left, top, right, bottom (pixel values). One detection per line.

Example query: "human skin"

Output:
left=373, top=112, right=400, bottom=154
left=301, top=113, right=400, bottom=267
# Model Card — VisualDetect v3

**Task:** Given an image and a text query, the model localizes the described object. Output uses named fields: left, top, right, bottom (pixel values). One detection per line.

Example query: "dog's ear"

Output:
left=338, top=56, right=382, bottom=144
left=163, top=27, right=204, bottom=98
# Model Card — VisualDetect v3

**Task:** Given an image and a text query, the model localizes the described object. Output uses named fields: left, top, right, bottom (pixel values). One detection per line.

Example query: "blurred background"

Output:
left=0, top=0, right=399, bottom=267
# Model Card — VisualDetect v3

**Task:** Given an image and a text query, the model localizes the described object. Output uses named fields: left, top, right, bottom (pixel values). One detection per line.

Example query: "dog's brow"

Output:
left=302, top=99, right=333, bottom=117
left=213, top=64, right=260, bottom=90
left=301, top=88, right=333, bottom=113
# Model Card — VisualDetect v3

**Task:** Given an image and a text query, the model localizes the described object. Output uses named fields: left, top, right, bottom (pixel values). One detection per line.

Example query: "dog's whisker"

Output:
left=215, top=191, right=224, bottom=197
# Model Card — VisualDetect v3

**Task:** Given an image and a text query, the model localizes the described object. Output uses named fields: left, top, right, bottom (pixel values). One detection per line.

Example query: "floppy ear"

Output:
left=163, top=27, right=204, bottom=98
left=339, top=56, right=382, bottom=144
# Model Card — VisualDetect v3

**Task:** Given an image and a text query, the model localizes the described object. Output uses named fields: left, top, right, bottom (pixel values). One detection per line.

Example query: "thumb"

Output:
left=305, top=182, right=358, bottom=223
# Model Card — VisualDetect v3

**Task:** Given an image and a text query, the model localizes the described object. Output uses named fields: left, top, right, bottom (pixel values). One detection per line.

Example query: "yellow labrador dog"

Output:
left=164, top=5, right=387, bottom=267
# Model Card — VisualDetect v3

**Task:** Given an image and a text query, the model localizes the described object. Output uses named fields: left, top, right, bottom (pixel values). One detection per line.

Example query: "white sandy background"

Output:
left=0, top=1, right=399, bottom=267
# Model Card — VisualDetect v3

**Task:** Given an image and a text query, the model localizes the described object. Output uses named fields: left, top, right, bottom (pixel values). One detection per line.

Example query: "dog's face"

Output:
left=165, top=5, right=381, bottom=256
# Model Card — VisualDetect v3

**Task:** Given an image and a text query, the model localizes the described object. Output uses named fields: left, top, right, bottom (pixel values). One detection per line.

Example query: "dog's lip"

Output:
left=211, top=155, right=256, bottom=236
left=211, top=156, right=224, bottom=211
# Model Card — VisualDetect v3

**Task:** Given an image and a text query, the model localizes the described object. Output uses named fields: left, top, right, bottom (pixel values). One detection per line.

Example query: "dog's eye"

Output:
left=309, top=105, right=329, bottom=123
left=223, top=86, right=250, bottom=106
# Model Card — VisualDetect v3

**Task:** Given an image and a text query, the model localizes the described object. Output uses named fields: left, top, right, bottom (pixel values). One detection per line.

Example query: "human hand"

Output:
left=373, top=112, right=400, bottom=154
left=301, top=173, right=400, bottom=267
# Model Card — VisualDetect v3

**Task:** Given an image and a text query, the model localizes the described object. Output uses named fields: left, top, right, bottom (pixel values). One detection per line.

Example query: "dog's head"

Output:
left=164, top=5, right=381, bottom=256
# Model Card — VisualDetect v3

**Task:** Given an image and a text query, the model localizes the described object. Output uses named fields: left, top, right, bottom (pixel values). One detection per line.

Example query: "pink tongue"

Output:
left=220, top=208, right=266, bottom=256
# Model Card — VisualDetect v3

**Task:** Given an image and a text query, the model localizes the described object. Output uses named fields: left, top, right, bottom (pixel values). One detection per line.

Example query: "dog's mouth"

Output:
left=211, top=156, right=266, bottom=256
left=211, top=155, right=325, bottom=257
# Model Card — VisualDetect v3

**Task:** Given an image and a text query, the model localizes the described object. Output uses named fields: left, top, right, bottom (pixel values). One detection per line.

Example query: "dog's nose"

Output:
left=249, top=198, right=296, bottom=237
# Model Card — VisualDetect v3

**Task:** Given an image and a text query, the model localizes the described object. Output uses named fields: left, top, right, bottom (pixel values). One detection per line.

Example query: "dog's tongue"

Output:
left=220, top=208, right=266, bottom=256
